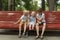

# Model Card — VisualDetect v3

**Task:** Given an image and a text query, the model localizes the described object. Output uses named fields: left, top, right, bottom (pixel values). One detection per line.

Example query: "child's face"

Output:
left=31, top=12, right=35, bottom=17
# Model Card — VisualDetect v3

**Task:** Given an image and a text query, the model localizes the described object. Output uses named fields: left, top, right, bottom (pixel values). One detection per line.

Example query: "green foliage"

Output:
left=29, top=1, right=39, bottom=11
left=24, top=0, right=39, bottom=11
left=15, top=0, right=20, bottom=6
left=16, top=5, right=26, bottom=11
left=15, top=0, right=25, bottom=11
left=1, top=0, right=60, bottom=11
left=15, top=0, right=39, bottom=11
left=2, top=0, right=8, bottom=10
left=1, top=0, right=39, bottom=11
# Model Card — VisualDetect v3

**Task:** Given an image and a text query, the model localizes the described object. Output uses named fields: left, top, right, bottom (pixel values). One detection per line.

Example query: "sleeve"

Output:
left=42, top=13, right=45, bottom=19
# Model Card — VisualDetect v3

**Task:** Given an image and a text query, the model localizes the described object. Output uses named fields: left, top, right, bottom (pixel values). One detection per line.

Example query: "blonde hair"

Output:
left=31, top=11, right=36, bottom=17
left=23, top=10, right=29, bottom=13
left=23, top=10, right=29, bottom=16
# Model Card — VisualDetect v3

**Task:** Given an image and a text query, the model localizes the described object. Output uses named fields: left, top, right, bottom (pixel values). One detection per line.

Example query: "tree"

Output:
left=8, top=0, right=11, bottom=11
left=47, top=0, right=57, bottom=11
left=8, top=0, right=15, bottom=11
left=0, top=0, right=39, bottom=11
left=22, top=0, right=39, bottom=11
left=41, top=0, right=45, bottom=11
left=2, top=0, right=8, bottom=11
left=15, top=0, right=26, bottom=11
left=11, top=0, right=15, bottom=11
left=15, top=0, right=39, bottom=11
left=0, top=0, right=2, bottom=11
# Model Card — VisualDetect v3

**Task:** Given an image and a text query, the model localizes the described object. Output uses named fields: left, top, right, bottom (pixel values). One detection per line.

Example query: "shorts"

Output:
left=29, top=22, right=35, bottom=27
left=38, top=22, right=46, bottom=26
left=21, top=19, right=28, bottom=22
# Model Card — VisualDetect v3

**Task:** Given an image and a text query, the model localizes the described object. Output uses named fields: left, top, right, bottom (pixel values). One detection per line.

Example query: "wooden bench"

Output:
left=44, top=11, right=60, bottom=30
left=0, top=11, right=60, bottom=30
left=0, top=11, right=22, bottom=29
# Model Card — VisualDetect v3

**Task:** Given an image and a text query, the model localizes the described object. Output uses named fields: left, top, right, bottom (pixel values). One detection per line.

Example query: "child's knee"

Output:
left=43, top=23, right=46, bottom=26
left=36, top=23, right=39, bottom=26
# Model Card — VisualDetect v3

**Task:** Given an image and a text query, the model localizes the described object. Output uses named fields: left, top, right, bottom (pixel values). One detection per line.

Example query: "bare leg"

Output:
left=23, top=22, right=27, bottom=36
left=32, top=25, right=34, bottom=30
left=36, top=23, right=39, bottom=38
left=19, top=21, right=23, bottom=38
left=29, top=25, right=31, bottom=30
left=40, top=23, right=46, bottom=38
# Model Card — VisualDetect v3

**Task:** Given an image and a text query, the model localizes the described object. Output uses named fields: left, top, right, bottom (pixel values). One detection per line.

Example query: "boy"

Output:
left=36, top=9, right=46, bottom=39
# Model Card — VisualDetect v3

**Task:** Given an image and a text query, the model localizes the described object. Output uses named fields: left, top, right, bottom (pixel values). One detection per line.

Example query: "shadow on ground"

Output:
left=0, top=29, right=60, bottom=37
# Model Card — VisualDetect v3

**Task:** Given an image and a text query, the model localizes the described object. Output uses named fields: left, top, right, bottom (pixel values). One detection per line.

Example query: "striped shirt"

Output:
left=36, top=13, right=46, bottom=23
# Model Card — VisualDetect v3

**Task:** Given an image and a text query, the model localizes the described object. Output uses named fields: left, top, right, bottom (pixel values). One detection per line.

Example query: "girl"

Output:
left=29, top=11, right=36, bottom=30
left=15, top=10, right=29, bottom=38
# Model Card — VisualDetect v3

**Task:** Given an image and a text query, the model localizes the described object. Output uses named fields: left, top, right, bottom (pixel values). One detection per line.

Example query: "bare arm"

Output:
left=16, top=19, right=20, bottom=23
left=14, top=19, right=20, bottom=24
left=15, top=15, right=24, bottom=24
left=37, top=17, right=42, bottom=21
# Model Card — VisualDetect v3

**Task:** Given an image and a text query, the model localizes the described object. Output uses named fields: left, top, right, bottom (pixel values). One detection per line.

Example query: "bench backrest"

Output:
left=0, top=11, right=60, bottom=24
left=0, top=11, right=23, bottom=21
left=44, top=11, right=60, bottom=24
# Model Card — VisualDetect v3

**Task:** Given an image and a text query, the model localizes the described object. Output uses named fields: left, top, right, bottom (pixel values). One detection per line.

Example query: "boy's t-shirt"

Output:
left=36, top=13, right=46, bottom=23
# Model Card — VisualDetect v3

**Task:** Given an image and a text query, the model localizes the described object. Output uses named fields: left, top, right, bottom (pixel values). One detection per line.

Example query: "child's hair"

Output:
left=31, top=11, right=36, bottom=17
left=23, top=10, right=29, bottom=16
left=36, top=8, right=43, bottom=13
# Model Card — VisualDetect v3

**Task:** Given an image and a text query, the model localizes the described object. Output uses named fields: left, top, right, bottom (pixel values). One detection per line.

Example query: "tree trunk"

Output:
left=8, top=0, right=15, bottom=11
left=11, top=0, right=15, bottom=11
left=8, top=0, right=11, bottom=11
left=41, top=0, right=45, bottom=11
left=47, top=0, right=57, bottom=11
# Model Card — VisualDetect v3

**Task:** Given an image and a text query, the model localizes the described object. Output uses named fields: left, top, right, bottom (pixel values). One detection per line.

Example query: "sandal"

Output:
left=40, top=36, right=44, bottom=39
left=22, top=32, right=25, bottom=37
left=18, top=34, right=21, bottom=38
left=35, top=35, right=39, bottom=39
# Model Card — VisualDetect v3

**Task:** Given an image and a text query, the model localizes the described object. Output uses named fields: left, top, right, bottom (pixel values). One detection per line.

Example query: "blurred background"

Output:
left=0, top=0, right=60, bottom=11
